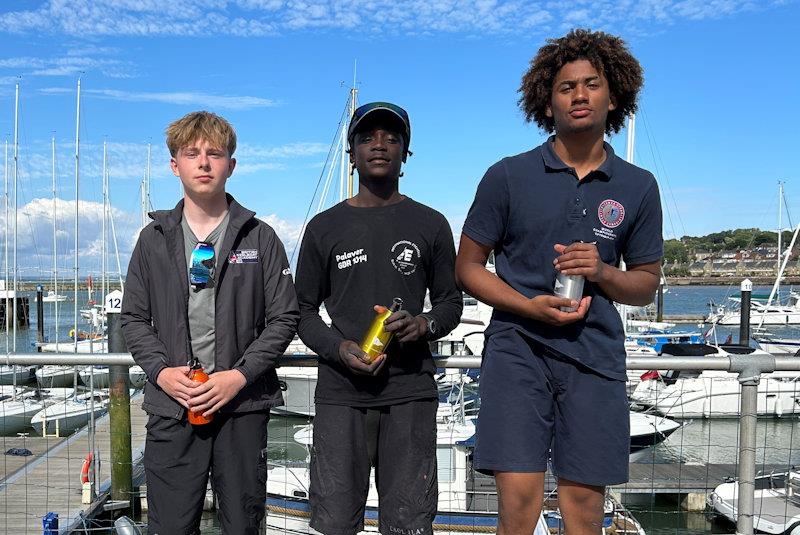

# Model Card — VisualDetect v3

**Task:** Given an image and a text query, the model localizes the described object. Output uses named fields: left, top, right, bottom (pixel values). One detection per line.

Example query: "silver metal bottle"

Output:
left=554, top=272, right=584, bottom=312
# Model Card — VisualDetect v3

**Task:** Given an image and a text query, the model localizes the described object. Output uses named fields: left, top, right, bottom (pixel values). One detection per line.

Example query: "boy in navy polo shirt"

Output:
left=456, top=30, right=663, bottom=534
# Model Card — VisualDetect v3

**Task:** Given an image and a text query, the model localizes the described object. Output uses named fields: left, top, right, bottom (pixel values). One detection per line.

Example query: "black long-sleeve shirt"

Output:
left=296, top=197, right=463, bottom=406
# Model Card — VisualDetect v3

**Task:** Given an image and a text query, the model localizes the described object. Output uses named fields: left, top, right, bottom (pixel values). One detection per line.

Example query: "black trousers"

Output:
left=144, top=411, right=269, bottom=535
left=309, top=400, right=438, bottom=535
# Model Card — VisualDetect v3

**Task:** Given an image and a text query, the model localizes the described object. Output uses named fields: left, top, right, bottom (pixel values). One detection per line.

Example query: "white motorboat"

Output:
left=41, top=291, right=67, bottom=303
left=273, top=366, right=316, bottom=417
left=628, top=411, right=681, bottom=461
left=756, top=335, right=800, bottom=356
left=30, top=391, right=109, bottom=436
left=709, top=469, right=800, bottom=534
left=631, top=346, right=800, bottom=418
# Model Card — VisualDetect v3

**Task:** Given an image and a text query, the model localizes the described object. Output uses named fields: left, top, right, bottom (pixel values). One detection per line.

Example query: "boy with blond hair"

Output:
left=122, top=110, right=299, bottom=534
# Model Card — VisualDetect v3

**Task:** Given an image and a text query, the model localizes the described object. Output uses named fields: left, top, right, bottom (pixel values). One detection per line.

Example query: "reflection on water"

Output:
left=641, top=417, right=800, bottom=466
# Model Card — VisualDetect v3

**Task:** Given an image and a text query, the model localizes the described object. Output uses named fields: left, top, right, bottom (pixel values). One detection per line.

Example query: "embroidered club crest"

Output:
left=598, top=199, right=625, bottom=229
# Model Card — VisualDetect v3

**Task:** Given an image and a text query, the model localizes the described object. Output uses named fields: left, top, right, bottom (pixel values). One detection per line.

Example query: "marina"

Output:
left=0, top=286, right=798, bottom=534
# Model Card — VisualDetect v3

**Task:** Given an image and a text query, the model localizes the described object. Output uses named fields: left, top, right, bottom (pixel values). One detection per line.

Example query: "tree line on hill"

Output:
left=663, top=228, right=796, bottom=265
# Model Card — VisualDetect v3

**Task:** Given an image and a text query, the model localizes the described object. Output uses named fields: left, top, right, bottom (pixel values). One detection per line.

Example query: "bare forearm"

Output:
left=596, top=266, right=659, bottom=306
left=457, top=262, right=532, bottom=317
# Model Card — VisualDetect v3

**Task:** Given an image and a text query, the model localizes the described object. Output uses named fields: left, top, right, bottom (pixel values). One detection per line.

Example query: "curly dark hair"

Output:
left=519, top=29, right=643, bottom=135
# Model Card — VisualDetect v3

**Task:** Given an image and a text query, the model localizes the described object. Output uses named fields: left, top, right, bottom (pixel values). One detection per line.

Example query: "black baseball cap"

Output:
left=347, top=102, right=411, bottom=159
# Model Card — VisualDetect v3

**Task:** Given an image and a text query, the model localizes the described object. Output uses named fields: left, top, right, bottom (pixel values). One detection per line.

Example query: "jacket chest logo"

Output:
left=390, top=240, right=420, bottom=275
left=229, top=249, right=258, bottom=264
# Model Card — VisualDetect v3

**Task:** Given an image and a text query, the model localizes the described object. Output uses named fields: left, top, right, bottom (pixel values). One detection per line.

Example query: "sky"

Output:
left=0, top=0, right=797, bottom=277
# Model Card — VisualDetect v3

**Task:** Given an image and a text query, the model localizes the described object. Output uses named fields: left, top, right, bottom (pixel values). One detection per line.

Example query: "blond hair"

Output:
left=165, top=111, right=237, bottom=157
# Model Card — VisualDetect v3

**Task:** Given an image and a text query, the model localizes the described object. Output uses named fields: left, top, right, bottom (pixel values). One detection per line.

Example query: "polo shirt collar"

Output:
left=541, top=135, right=615, bottom=181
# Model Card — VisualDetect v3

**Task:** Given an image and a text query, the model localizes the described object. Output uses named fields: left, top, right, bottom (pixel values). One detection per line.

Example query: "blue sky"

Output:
left=0, top=0, right=797, bottom=276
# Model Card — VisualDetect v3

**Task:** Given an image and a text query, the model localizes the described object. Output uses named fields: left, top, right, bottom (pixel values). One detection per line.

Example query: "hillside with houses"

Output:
left=663, top=228, right=800, bottom=283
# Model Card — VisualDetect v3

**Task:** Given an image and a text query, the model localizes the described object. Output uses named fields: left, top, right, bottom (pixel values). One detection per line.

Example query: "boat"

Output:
left=35, top=365, right=79, bottom=388
left=709, top=469, right=800, bottom=534
left=41, top=290, right=67, bottom=303
left=0, top=364, right=36, bottom=385
left=77, top=365, right=147, bottom=389
left=628, top=412, right=681, bottom=461
left=706, top=291, right=800, bottom=326
left=708, top=184, right=800, bottom=327
left=30, top=391, right=109, bottom=436
left=39, top=337, right=107, bottom=353
left=0, top=387, right=75, bottom=435
left=630, top=346, right=800, bottom=418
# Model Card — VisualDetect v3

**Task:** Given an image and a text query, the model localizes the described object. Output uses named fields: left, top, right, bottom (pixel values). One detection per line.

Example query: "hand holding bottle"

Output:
left=382, top=308, right=427, bottom=343
left=337, top=340, right=386, bottom=376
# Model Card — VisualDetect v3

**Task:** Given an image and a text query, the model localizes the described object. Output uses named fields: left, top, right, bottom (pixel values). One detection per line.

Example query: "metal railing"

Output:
left=1, top=350, right=796, bottom=534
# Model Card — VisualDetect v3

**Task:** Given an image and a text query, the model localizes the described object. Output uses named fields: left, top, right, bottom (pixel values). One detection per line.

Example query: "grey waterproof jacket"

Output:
left=121, top=195, right=299, bottom=419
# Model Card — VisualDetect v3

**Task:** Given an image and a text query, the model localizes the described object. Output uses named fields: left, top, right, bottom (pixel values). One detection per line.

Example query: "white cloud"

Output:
left=257, top=213, right=303, bottom=254
left=237, top=142, right=329, bottom=159
left=0, top=197, right=140, bottom=277
left=0, top=0, right=787, bottom=38
left=0, top=54, right=133, bottom=78
left=38, top=87, right=277, bottom=110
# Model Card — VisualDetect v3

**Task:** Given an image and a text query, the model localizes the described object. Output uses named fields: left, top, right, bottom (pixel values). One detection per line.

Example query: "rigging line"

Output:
left=639, top=108, right=687, bottom=237
left=290, top=95, right=352, bottom=265
left=782, top=185, right=794, bottom=229
left=16, top=127, right=44, bottom=275
left=630, top=128, right=677, bottom=241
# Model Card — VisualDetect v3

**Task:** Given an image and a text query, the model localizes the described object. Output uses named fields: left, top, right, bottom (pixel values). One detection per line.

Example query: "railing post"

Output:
left=730, top=353, right=775, bottom=535
left=105, top=289, right=132, bottom=511
left=656, top=283, right=664, bottom=322
left=739, top=279, right=752, bottom=346
left=36, top=285, right=44, bottom=352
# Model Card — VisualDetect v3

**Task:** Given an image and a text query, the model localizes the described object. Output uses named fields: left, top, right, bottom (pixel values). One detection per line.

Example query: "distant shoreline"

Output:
left=666, top=276, right=799, bottom=286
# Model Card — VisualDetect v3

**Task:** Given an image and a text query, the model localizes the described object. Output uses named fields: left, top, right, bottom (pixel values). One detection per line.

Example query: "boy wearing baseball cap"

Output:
left=295, top=102, right=463, bottom=535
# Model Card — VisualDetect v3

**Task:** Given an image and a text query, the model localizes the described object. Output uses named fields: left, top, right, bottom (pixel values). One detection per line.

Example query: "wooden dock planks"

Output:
left=0, top=393, right=147, bottom=534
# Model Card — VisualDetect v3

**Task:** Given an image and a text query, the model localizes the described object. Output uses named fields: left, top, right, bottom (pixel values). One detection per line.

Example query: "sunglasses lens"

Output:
left=190, top=243, right=215, bottom=285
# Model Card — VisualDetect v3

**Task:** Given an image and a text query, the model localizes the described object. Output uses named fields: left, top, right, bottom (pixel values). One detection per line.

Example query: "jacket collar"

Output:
left=149, top=193, right=255, bottom=231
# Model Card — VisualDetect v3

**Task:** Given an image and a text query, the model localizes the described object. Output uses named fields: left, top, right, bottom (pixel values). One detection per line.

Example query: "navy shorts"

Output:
left=473, top=328, right=630, bottom=486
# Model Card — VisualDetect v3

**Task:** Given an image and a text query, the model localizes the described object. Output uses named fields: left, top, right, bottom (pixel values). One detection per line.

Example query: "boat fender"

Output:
left=80, top=452, right=94, bottom=484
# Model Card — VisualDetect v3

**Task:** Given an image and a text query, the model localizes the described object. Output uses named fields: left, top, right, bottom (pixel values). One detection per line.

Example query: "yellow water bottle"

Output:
left=359, top=298, right=403, bottom=362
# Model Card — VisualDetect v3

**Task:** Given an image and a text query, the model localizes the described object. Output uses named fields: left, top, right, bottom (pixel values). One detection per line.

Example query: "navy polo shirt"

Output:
left=462, top=137, right=663, bottom=380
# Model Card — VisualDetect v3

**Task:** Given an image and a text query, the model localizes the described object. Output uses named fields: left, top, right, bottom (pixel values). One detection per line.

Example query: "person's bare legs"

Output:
left=495, top=472, right=544, bottom=535
left=557, top=477, right=605, bottom=535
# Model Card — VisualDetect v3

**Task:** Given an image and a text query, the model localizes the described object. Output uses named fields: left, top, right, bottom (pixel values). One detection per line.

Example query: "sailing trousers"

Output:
left=144, top=411, right=269, bottom=535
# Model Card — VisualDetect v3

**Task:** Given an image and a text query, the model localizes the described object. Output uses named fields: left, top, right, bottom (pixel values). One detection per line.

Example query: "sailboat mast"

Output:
left=346, top=63, right=358, bottom=198
left=102, top=141, right=107, bottom=332
left=618, top=114, right=636, bottom=335
left=12, top=83, right=19, bottom=353
left=146, top=143, right=151, bottom=212
left=4, top=139, right=8, bottom=355
left=625, top=113, right=636, bottom=163
left=52, top=136, right=59, bottom=349
left=777, top=181, right=783, bottom=296
left=74, top=78, right=81, bottom=354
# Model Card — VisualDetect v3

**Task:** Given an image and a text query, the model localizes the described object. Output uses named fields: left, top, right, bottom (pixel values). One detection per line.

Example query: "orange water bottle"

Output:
left=187, top=359, right=213, bottom=425
left=359, top=298, right=403, bottom=363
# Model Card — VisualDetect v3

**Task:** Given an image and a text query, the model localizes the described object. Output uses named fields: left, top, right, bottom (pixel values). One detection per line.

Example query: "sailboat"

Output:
left=707, top=183, right=800, bottom=326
